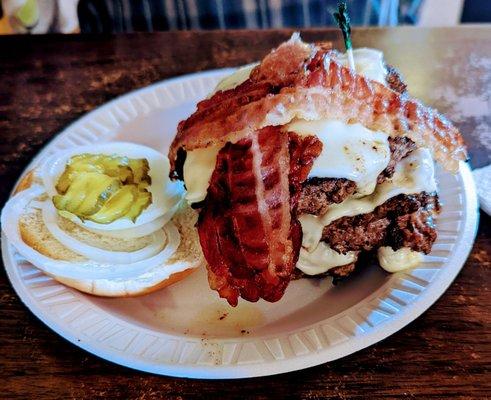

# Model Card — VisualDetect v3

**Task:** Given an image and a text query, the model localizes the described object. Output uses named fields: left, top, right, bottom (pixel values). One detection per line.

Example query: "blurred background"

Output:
left=0, top=0, right=489, bottom=34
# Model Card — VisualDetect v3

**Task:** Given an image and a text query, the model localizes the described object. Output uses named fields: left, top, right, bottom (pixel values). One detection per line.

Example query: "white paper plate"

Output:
left=1, top=69, right=479, bottom=379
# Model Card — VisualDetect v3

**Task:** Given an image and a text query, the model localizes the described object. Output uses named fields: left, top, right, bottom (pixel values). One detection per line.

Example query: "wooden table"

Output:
left=1, top=27, right=490, bottom=399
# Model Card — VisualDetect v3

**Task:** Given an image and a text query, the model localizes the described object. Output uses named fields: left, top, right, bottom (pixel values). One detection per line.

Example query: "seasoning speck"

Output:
left=219, top=313, right=228, bottom=321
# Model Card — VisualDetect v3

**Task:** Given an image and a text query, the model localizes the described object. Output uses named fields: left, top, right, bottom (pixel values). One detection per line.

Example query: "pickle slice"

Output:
left=125, top=190, right=152, bottom=222
left=86, top=184, right=137, bottom=224
left=128, top=158, right=151, bottom=184
left=56, top=160, right=103, bottom=194
left=53, top=173, right=120, bottom=217
left=54, top=153, right=152, bottom=223
left=55, top=169, right=76, bottom=194
left=89, top=155, right=132, bottom=182
left=65, top=156, right=102, bottom=173
left=76, top=176, right=121, bottom=216
left=70, top=154, right=128, bottom=178
left=64, top=154, right=150, bottom=184
left=53, top=174, right=91, bottom=213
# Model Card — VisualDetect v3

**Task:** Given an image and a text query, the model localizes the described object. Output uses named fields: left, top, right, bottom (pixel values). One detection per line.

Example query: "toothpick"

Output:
left=333, top=2, right=355, bottom=71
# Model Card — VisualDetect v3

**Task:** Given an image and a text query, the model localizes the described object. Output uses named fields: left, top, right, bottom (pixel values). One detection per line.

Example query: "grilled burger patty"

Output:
left=323, top=193, right=438, bottom=280
left=322, top=192, right=439, bottom=254
left=295, top=192, right=439, bottom=281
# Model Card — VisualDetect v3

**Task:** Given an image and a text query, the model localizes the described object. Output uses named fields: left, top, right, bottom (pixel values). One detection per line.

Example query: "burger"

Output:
left=168, top=34, right=466, bottom=306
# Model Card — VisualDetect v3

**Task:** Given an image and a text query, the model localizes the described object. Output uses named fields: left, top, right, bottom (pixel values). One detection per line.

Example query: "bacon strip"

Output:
left=198, top=127, right=321, bottom=305
left=173, top=35, right=314, bottom=171
left=169, top=37, right=466, bottom=173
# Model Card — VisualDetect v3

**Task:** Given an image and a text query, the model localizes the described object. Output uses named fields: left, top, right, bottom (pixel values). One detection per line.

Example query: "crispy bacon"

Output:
left=198, top=127, right=321, bottom=305
left=177, top=36, right=316, bottom=149
left=288, top=132, right=324, bottom=207
left=169, top=36, right=466, bottom=174
left=249, top=33, right=313, bottom=86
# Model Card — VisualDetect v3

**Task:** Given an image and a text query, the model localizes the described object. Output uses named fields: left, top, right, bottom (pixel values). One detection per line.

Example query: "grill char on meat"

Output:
left=377, top=137, right=417, bottom=183
left=297, top=178, right=356, bottom=216
left=321, top=193, right=439, bottom=254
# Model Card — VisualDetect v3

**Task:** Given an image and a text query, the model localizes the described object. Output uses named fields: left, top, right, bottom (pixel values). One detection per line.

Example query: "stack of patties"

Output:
left=168, top=34, right=466, bottom=306
left=293, top=48, right=439, bottom=280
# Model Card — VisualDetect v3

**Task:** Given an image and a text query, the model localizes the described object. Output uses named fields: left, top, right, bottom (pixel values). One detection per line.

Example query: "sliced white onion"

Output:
left=29, top=200, right=45, bottom=210
left=1, top=186, right=182, bottom=280
left=38, top=142, right=184, bottom=231
left=65, top=198, right=183, bottom=239
left=41, top=201, right=166, bottom=264
left=78, top=213, right=168, bottom=239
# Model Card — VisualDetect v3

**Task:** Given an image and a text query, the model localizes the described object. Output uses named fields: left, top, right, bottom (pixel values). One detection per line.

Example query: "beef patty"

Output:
left=298, top=136, right=417, bottom=215
left=322, top=192, right=439, bottom=254
left=297, top=193, right=439, bottom=281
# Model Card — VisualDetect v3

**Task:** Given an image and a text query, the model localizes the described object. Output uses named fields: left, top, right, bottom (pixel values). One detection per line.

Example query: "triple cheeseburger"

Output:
left=168, top=34, right=466, bottom=306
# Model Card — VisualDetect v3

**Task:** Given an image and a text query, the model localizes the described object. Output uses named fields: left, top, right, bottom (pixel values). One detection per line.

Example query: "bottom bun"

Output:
left=14, top=172, right=204, bottom=297
left=54, top=267, right=196, bottom=298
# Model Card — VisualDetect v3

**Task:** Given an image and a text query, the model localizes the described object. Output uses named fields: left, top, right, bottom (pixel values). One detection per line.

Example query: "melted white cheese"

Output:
left=183, top=146, right=220, bottom=203
left=377, top=247, right=423, bottom=272
left=297, top=242, right=357, bottom=275
left=332, top=48, right=387, bottom=84
left=286, top=120, right=391, bottom=195
left=300, top=148, right=437, bottom=252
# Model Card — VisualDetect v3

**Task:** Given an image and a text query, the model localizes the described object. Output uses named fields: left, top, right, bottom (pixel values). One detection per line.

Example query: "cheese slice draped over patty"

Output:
left=299, top=147, right=437, bottom=252
left=286, top=119, right=391, bottom=196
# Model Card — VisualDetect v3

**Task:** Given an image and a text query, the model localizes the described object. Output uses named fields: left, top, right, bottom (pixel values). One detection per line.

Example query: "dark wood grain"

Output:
left=0, top=28, right=490, bottom=399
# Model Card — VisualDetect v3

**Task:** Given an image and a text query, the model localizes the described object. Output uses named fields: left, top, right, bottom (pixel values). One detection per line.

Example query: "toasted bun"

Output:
left=14, top=172, right=203, bottom=297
